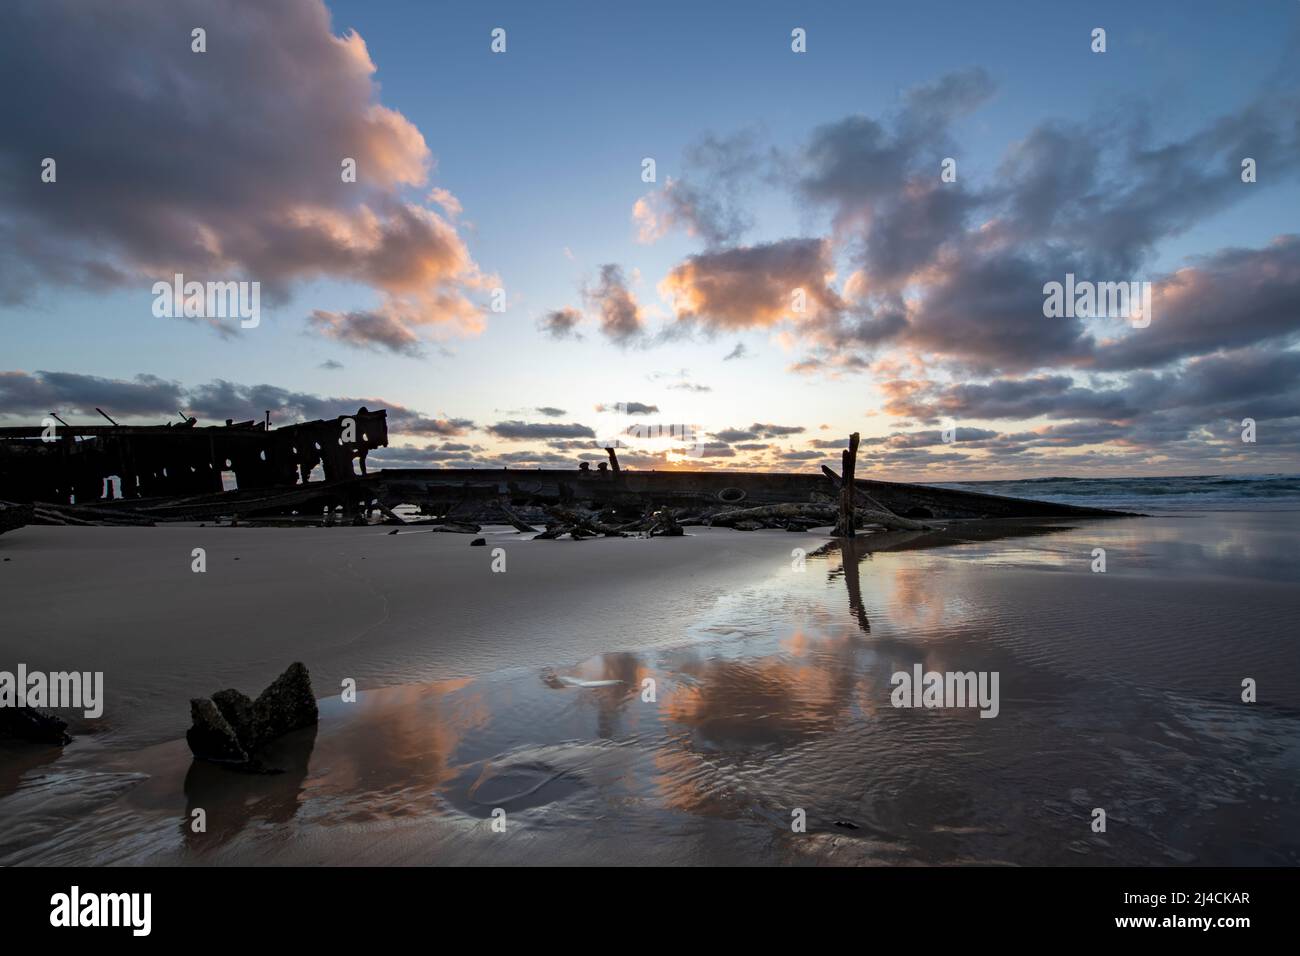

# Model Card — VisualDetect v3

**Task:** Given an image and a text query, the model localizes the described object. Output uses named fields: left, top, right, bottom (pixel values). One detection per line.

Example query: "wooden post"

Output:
left=835, top=432, right=859, bottom=537
left=604, top=446, right=621, bottom=474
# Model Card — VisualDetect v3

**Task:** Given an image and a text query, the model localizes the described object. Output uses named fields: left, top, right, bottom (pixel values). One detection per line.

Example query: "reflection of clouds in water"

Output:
left=928, top=515, right=1300, bottom=581
left=183, top=723, right=317, bottom=852
left=660, top=634, right=859, bottom=749
left=542, top=652, right=654, bottom=741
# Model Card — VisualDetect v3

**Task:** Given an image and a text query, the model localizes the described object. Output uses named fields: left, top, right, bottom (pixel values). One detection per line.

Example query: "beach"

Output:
left=1, top=510, right=1297, bottom=866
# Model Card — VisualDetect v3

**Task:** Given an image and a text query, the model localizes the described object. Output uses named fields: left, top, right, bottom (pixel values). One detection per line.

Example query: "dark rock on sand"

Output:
left=252, top=662, right=318, bottom=743
left=186, top=698, right=250, bottom=764
left=186, top=662, right=318, bottom=769
left=211, top=688, right=257, bottom=752
left=0, top=705, right=72, bottom=745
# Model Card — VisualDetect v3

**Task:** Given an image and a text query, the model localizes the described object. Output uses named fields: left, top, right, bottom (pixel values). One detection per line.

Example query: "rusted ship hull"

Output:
left=66, top=466, right=1134, bottom=523
left=374, top=468, right=1134, bottom=519
left=0, top=408, right=388, bottom=505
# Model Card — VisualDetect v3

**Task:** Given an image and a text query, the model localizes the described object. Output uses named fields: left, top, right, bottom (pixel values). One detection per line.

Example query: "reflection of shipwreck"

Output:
left=0, top=407, right=1134, bottom=531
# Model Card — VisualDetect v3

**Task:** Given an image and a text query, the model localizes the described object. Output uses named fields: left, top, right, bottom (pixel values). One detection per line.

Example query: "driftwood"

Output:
left=707, top=501, right=932, bottom=533
left=709, top=503, right=837, bottom=527
left=852, top=508, right=931, bottom=532
left=821, top=464, right=893, bottom=515
left=645, top=508, right=683, bottom=537
left=535, top=505, right=628, bottom=540
left=401, top=520, right=480, bottom=533
left=494, top=498, right=540, bottom=534
left=208, top=473, right=929, bottom=540
left=833, top=433, right=860, bottom=537
left=375, top=501, right=407, bottom=525
left=31, top=502, right=154, bottom=527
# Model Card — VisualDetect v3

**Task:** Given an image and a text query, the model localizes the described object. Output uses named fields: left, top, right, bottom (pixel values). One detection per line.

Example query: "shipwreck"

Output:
left=0, top=407, right=1134, bottom=535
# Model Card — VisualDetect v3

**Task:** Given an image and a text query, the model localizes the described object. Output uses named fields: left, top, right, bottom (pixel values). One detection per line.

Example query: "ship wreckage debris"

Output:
left=0, top=409, right=1136, bottom=540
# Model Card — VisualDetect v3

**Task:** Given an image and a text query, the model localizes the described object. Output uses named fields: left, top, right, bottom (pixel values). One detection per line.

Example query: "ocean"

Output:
left=936, top=474, right=1300, bottom=513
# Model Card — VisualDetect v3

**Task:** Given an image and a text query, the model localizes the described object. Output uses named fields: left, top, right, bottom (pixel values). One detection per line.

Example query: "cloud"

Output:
left=368, top=442, right=484, bottom=466
left=633, top=130, right=766, bottom=246
left=992, top=96, right=1300, bottom=277
left=900, top=253, right=1097, bottom=373
left=710, top=422, right=806, bottom=442
left=866, top=83, right=1299, bottom=373
left=538, top=306, right=583, bottom=340
left=319, top=360, right=345, bottom=370
left=594, top=402, right=659, bottom=415
left=487, top=420, right=597, bottom=440
left=535, top=406, right=566, bottom=417
left=752, top=422, right=806, bottom=438
left=426, top=187, right=463, bottom=220
left=711, top=428, right=757, bottom=442
left=546, top=439, right=603, bottom=451
left=0, top=0, right=494, bottom=351
left=642, top=66, right=1300, bottom=382
left=0, top=370, right=184, bottom=418
left=493, top=450, right=578, bottom=466
left=684, top=441, right=736, bottom=458
left=796, top=69, right=994, bottom=232
left=0, top=370, right=474, bottom=437
left=882, top=374, right=1135, bottom=423
left=583, top=265, right=645, bottom=345
left=647, top=369, right=711, bottom=392
left=660, top=238, right=843, bottom=332
left=566, top=66, right=1300, bottom=385
left=865, top=344, right=1300, bottom=475
left=1091, top=236, right=1300, bottom=371
left=184, top=379, right=473, bottom=435
left=901, top=68, right=999, bottom=123
left=309, top=307, right=425, bottom=357
left=861, top=427, right=1000, bottom=448
left=723, top=342, right=750, bottom=361
left=384, top=412, right=474, bottom=437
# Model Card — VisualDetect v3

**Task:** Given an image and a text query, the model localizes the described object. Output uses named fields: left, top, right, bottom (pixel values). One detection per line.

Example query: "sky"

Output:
left=2, top=0, right=1299, bottom=480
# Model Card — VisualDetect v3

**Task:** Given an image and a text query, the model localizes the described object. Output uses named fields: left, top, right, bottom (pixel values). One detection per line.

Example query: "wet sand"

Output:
left=0, top=524, right=826, bottom=748
left=1, top=514, right=1297, bottom=865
